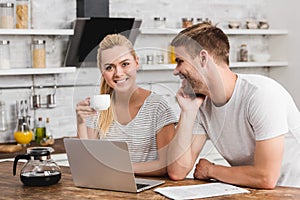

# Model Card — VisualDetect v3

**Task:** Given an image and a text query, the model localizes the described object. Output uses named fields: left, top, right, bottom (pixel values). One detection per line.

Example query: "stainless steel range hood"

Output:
left=64, top=17, right=141, bottom=68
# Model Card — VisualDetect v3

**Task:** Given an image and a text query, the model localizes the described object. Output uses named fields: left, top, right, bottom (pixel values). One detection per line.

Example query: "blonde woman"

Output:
left=76, top=34, right=177, bottom=176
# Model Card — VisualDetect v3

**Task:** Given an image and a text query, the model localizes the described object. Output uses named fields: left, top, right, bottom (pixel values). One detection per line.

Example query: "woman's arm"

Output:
left=76, top=97, right=98, bottom=139
left=133, top=123, right=175, bottom=176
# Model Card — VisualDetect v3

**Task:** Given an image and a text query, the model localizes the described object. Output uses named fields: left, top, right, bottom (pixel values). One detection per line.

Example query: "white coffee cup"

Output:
left=93, top=94, right=110, bottom=111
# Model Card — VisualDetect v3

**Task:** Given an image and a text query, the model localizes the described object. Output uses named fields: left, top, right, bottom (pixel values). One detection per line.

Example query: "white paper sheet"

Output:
left=154, top=182, right=250, bottom=199
left=51, top=153, right=69, bottom=167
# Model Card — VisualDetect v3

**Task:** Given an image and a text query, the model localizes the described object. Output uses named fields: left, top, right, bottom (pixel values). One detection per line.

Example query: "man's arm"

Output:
left=194, top=134, right=284, bottom=189
left=167, top=110, right=207, bottom=180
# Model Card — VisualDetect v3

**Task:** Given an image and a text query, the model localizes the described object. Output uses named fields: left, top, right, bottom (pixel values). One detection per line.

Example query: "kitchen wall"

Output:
left=266, top=0, right=300, bottom=107
left=0, top=0, right=297, bottom=143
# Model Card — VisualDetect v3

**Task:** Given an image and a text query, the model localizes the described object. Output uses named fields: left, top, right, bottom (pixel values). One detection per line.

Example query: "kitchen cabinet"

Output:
left=138, top=28, right=288, bottom=70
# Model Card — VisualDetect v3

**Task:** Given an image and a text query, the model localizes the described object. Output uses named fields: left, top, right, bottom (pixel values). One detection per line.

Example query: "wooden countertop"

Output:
left=1, top=161, right=300, bottom=200
left=0, top=137, right=67, bottom=159
left=1, top=138, right=300, bottom=199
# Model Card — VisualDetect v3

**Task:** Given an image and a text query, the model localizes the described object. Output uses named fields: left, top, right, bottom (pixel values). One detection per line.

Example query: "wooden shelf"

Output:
left=0, top=29, right=74, bottom=36
left=0, top=67, right=76, bottom=76
left=140, top=61, right=288, bottom=71
left=140, top=28, right=288, bottom=35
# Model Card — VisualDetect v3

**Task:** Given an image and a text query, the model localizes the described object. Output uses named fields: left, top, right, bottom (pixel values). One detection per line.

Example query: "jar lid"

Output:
left=154, top=17, right=166, bottom=21
left=0, top=3, right=14, bottom=7
left=182, top=17, right=194, bottom=21
left=32, top=40, right=46, bottom=45
left=0, top=40, right=10, bottom=45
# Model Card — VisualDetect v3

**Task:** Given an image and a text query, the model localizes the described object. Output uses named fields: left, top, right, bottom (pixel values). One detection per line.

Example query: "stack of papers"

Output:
left=154, top=182, right=250, bottom=199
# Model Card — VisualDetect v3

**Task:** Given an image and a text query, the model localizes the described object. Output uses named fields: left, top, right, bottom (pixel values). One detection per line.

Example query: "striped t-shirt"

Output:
left=86, top=92, right=177, bottom=163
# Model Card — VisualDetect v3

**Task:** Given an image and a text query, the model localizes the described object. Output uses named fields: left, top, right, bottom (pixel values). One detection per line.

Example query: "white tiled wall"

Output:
left=0, top=0, right=275, bottom=143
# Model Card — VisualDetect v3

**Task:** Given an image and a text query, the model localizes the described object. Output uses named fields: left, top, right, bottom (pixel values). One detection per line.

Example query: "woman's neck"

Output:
left=114, top=86, right=140, bottom=105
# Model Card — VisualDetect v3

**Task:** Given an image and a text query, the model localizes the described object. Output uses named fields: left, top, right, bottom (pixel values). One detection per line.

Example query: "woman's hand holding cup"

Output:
left=76, top=97, right=97, bottom=124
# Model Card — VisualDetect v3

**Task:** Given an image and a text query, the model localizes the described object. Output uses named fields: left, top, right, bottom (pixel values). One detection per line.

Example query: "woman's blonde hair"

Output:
left=97, top=34, right=137, bottom=136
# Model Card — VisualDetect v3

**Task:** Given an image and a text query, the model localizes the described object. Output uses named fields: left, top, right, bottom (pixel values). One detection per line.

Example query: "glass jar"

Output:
left=0, top=3, right=14, bottom=29
left=239, top=44, right=248, bottom=62
left=146, top=54, right=154, bottom=65
left=0, top=101, right=8, bottom=132
left=153, top=17, right=166, bottom=28
left=14, top=116, right=33, bottom=146
left=16, top=0, right=29, bottom=29
left=196, top=18, right=204, bottom=24
left=156, top=54, right=164, bottom=64
left=182, top=18, right=193, bottom=28
left=32, top=39, right=46, bottom=68
left=0, top=40, right=10, bottom=69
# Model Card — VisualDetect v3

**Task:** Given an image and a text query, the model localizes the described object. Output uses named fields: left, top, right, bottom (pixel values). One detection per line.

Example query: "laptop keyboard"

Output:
left=136, top=183, right=150, bottom=190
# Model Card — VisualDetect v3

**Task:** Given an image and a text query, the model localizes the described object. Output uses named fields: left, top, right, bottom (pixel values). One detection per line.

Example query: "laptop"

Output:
left=63, top=138, right=165, bottom=193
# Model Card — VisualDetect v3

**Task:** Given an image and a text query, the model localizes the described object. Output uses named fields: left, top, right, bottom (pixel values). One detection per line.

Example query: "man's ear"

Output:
left=199, top=50, right=208, bottom=66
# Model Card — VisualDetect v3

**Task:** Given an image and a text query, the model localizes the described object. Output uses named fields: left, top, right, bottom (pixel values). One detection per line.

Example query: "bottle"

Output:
left=0, top=40, right=10, bottom=69
left=0, top=3, right=14, bottom=29
left=45, top=117, right=54, bottom=145
left=0, top=101, right=8, bottom=132
left=15, top=0, right=29, bottom=29
left=32, top=39, right=46, bottom=68
left=35, top=117, right=46, bottom=144
left=168, top=45, right=176, bottom=64
left=239, top=44, right=248, bottom=62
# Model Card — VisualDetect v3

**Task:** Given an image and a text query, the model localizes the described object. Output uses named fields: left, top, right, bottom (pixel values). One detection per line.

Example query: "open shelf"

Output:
left=140, top=61, right=288, bottom=71
left=140, top=28, right=288, bottom=35
left=0, top=29, right=74, bottom=36
left=230, top=61, right=288, bottom=68
left=0, top=67, right=76, bottom=76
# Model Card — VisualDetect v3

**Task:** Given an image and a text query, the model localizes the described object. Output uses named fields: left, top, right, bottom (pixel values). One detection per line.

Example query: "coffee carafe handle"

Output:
left=13, top=154, right=31, bottom=176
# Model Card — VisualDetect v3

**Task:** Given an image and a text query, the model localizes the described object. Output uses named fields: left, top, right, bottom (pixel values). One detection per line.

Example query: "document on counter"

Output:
left=51, top=153, right=69, bottom=167
left=154, top=182, right=250, bottom=199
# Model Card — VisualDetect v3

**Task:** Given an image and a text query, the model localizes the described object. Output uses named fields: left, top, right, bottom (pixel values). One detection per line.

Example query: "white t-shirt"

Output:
left=193, top=74, right=300, bottom=187
left=86, top=92, right=177, bottom=163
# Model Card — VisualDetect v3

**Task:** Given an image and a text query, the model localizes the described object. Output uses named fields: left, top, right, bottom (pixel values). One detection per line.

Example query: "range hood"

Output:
left=64, top=17, right=141, bottom=68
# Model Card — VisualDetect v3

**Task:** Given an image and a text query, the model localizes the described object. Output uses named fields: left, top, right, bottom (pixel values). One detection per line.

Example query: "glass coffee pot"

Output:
left=13, top=147, right=61, bottom=186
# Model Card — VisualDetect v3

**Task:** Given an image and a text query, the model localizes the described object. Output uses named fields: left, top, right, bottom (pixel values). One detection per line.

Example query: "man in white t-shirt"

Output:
left=167, top=22, right=300, bottom=188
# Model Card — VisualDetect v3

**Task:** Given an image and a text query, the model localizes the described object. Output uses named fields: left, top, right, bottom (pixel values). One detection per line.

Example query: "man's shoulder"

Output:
left=238, top=73, right=282, bottom=92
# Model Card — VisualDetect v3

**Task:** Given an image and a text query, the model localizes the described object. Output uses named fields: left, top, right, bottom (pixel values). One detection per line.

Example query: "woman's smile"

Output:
left=114, top=77, right=129, bottom=85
